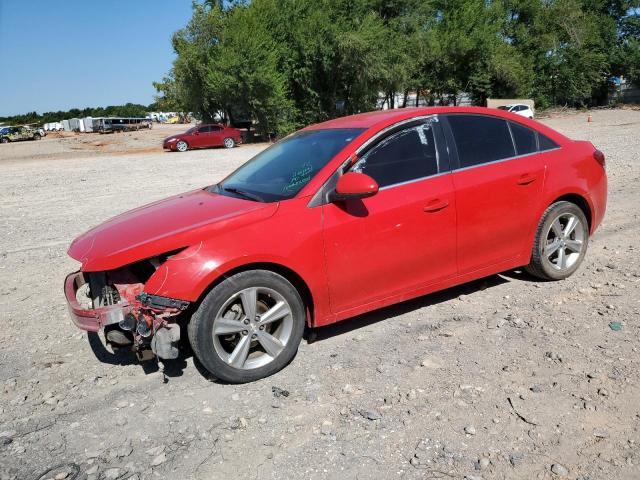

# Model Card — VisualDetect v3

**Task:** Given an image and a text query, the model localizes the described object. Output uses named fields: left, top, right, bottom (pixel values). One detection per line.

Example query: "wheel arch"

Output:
left=194, top=262, right=315, bottom=327
left=523, top=191, right=595, bottom=265
left=550, top=193, right=593, bottom=232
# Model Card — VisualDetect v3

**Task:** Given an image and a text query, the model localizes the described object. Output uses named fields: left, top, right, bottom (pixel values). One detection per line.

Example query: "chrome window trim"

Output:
left=351, top=116, right=442, bottom=191
left=307, top=117, right=439, bottom=207
left=451, top=146, right=561, bottom=174
left=378, top=170, right=450, bottom=191
left=354, top=115, right=438, bottom=156
left=308, top=111, right=561, bottom=199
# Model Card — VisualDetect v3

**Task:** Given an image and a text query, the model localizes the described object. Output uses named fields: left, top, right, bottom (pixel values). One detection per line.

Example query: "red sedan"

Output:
left=65, top=107, right=607, bottom=383
left=163, top=123, right=242, bottom=152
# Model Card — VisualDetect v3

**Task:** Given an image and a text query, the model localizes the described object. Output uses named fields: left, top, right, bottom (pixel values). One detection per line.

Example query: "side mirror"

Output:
left=194, top=131, right=200, bottom=135
left=331, top=172, right=379, bottom=201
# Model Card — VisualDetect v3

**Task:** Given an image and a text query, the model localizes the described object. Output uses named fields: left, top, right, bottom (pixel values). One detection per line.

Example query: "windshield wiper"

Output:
left=222, top=186, right=264, bottom=202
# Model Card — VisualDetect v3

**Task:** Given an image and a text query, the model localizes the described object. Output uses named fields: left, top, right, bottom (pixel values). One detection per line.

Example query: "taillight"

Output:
left=593, top=149, right=605, bottom=168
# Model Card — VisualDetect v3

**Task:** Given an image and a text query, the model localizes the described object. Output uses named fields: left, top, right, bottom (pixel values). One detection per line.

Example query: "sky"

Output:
left=0, top=0, right=194, bottom=116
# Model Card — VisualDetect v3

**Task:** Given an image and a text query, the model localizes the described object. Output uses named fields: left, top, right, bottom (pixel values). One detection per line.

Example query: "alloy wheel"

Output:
left=211, top=287, right=294, bottom=370
left=543, top=213, right=585, bottom=270
left=224, top=138, right=235, bottom=148
left=177, top=141, right=188, bottom=152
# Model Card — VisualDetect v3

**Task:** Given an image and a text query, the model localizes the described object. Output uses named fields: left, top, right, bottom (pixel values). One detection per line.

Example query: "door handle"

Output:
left=423, top=199, right=449, bottom=213
left=517, top=173, right=537, bottom=185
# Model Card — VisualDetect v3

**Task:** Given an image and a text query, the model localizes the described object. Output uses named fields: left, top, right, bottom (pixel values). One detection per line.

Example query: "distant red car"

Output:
left=163, top=123, right=242, bottom=152
left=66, top=107, right=606, bottom=383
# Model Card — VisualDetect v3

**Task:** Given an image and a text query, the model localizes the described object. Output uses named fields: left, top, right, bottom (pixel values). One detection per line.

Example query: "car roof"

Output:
left=304, top=106, right=529, bottom=131
left=301, top=106, right=567, bottom=148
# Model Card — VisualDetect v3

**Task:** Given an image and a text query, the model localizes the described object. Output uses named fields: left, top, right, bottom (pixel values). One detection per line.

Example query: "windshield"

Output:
left=216, top=128, right=364, bottom=202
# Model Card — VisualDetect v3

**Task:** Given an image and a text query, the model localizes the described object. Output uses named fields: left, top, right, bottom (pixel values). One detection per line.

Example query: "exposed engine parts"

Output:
left=151, top=323, right=181, bottom=360
left=80, top=264, right=190, bottom=361
left=118, top=309, right=182, bottom=360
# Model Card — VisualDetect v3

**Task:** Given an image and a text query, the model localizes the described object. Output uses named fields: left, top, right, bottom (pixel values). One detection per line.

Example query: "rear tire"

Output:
left=525, top=201, right=589, bottom=280
left=188, top=270, right=305, bottom=383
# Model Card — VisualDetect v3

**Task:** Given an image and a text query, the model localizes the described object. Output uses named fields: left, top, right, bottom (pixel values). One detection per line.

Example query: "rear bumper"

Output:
left=588, top=169, right=608, bottom=235
left=64, top=271, right=132, bottom=332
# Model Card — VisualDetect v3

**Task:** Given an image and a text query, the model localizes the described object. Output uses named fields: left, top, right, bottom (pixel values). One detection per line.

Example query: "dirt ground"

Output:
left=0, top=124, right=193, bottom=163
left=0, top=110, right=638, bottom=480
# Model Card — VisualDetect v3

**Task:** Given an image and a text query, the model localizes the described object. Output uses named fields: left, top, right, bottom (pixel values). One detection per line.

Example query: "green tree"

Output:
left=152, top=0, right=640, bottom=125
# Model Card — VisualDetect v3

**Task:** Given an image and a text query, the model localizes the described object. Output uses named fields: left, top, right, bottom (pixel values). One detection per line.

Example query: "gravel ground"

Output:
left=0, top=124, right=192, bottom=163
left=0, top=109, right=639, bottom=480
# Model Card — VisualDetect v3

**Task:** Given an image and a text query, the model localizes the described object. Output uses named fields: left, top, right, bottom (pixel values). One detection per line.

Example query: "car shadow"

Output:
left=87, top=331, right=187, bottom=379
left=87, top=332, right=137, bottom=366
left=304, top=273, right=511, bottom=344
left=500, top=268, right=546, bottom=283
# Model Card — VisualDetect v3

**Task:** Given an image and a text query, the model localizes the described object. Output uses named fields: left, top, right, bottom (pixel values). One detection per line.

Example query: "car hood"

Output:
left=68, top=188, right=278, bottom=271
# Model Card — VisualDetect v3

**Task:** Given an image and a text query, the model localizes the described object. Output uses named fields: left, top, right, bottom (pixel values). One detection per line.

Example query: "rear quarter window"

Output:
left=538, top=133, right=559, bottom=151
left=447, top=115, right=515, bottom=168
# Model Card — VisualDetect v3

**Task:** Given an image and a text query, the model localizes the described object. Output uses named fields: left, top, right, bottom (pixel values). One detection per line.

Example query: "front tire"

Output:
left=525, top=201, right=589, bottom=280
left=176, top=140, right=188, bottom=152
left=223, top=137, right=235, bottom=148
left=188, top=270, right=305, bottom=383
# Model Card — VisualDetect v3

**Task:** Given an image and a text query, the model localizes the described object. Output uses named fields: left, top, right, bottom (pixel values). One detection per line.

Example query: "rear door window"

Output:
left=447, top=115, right=515, bottom=168
left=509, top=121, right=537, bottom=155
left=352, top=122, right=439, bottom=188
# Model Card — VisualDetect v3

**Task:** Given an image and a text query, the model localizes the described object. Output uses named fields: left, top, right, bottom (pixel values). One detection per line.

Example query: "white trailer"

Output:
left=83, top=117, right=93, bottom=132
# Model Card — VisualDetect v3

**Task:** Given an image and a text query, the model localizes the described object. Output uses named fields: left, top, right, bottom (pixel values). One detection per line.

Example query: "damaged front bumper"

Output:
left=64, top=271, right=190, bottom=360
left=64, top=271, right=132, bottom=332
